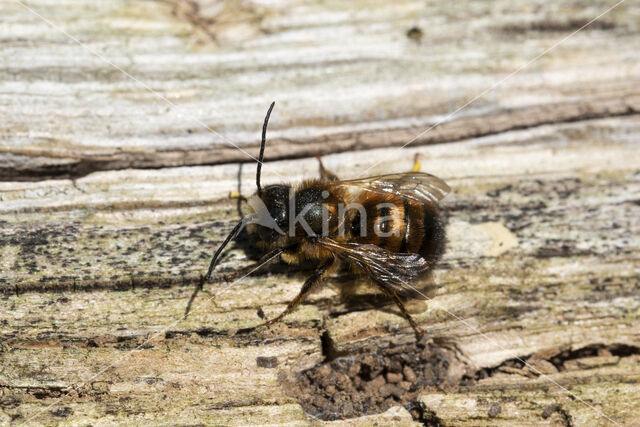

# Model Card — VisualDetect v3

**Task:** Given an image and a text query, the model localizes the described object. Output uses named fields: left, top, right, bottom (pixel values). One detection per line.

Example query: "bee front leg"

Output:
left=375, top=283, right=425, bottom=340
left=260, top=259, right=334, bottom=329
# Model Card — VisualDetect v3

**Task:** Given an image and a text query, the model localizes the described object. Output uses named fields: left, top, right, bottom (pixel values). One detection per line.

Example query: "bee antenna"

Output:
left=184, top=214, right=255, bottom=319
left=256, top=101, right=275, bottom=196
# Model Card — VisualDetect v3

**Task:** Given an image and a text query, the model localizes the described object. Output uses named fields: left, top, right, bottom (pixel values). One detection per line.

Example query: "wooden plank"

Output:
left=1, top=0, right=639, bottom=179
left=420, top=352, right=640, bottom=426
left=2, top=115, right=639, bottom=424
left=1, top=0, right=640, bottom=425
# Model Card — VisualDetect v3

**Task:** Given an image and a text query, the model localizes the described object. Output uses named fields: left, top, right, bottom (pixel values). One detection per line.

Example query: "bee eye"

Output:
left=294, top=188, right=331, bottom=236
left=304, top=205, right=326, bottom=235
left=261, top=184, right=291, bottom=230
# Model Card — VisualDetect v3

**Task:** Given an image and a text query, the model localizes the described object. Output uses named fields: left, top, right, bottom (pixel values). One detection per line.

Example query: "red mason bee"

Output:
left=187, top=102, right=449, bottom=339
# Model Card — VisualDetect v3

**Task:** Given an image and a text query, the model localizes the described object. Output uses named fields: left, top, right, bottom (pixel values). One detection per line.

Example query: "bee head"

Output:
left=248, top=184, right=291, bottom=242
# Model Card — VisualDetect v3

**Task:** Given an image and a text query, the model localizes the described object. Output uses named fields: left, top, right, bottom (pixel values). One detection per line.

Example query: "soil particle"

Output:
left=364, top=375, right=385, bottom=394
left=256, top=356, right=278, bottom=368
left=541, top=404, right=573, bottom=426
left=399, top=381, right=411, bottom=391
left=386, top=372, right=403, bottom=383
left=406, top=26, right=423, bottom=42
left=403, top=365, right=416, bottom=382
left=50, top=406, right=73, bottom=417
left=335, top=373, right=351, bottom=390
left=542, top=404, right=559, bottom=419
left=488, top=403, right=502, bottom=417
left=379, top=383, right=405, bottom=399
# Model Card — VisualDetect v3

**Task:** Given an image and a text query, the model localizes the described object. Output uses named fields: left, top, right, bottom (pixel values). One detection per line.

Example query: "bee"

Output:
left=186, top=102, right=449, bottom=339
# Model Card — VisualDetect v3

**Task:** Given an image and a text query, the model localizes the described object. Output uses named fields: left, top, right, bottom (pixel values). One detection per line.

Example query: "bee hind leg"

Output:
left=376, top=283, right=425, bottom=340
left=316, top=155, right=339, bottom=181
left=260, top=259, right=334, bottom=329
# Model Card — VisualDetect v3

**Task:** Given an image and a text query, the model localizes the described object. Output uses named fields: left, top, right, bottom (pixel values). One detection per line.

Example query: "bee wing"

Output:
left=319, top=238, right=433, bottom=299
left=336, top=172, right=450, bottom=204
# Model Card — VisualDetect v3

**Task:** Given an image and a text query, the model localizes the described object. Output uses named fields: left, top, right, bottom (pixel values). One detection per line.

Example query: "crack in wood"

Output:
left=2, top=96, right=639, bottom=182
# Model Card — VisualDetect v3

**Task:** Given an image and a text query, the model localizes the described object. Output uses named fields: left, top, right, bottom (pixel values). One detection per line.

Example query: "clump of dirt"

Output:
left=286, top=339, right=470, bottom=421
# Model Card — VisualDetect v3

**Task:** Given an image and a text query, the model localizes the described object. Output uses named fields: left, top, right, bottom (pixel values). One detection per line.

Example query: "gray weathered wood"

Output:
left=1, top=0, right=639, bottom=425
left=2, top=0, right=639, bottom=179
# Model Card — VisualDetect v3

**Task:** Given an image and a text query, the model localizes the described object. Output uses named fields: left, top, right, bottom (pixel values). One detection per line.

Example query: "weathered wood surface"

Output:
left=1, top=0, right=640, bottom=425
left=2, top=0, right=640, bottom=180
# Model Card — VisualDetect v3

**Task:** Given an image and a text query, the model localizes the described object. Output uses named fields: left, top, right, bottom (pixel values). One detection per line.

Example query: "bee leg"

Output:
left=316, top=155, right=339, bottom=181
left=228, top=191, right=248, bottom=216
left=411, top=153, right=422, bottom=172
left=229, top=191, right=247, bottom=201
left=376, top=284, right=425, bottom=340
left=261, top=259, right=333, bottom=328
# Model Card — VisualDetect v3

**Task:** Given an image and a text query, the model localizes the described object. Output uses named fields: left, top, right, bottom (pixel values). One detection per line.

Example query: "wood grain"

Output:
left=1, top=0, right=639, bottom=425
left=2, top=0, right=639, bottom=179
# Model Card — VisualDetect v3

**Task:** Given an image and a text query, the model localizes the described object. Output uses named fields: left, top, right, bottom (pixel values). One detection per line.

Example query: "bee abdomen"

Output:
left=401, top=201, right=445, bottom=266
left=348, top=193, right=445, bottom=266
left=418, top=203, right=445, bottom=266
left=349, top=194, right=404, bottom=251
